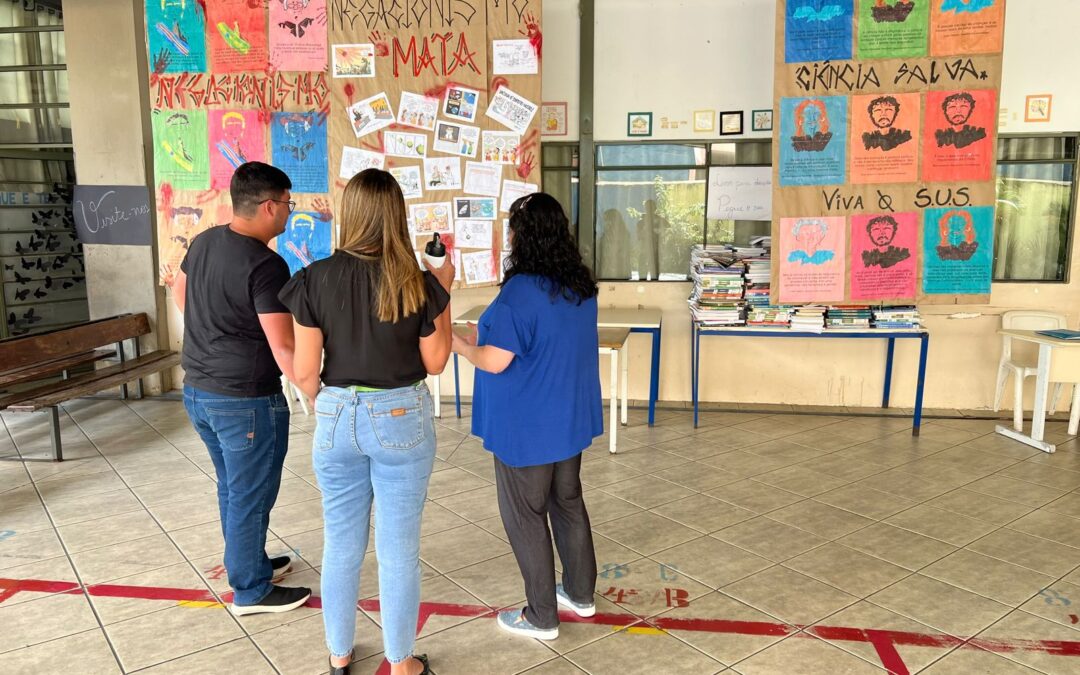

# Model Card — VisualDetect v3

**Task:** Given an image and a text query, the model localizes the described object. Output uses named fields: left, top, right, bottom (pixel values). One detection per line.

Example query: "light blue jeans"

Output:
left=313, top=384, right=436, bottom=663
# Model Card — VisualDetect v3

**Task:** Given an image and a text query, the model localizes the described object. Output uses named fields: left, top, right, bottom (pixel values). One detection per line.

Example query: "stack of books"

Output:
left=747, top=305, right=793, bottom=327
left=827, top=305, right=873, bottom=329
left=790, top=306, right=827, bottom=332
left=689, top=246, right=746, bottom=326
left=873, top=306, right=922, bottom=330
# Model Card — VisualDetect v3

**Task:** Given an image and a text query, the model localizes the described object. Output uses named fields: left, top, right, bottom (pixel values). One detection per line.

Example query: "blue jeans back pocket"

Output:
left=314, top=399, right=344, bottom=451
left=367, top=395, right=425, bottom=450
left=206, top=408, right=256, bottom=452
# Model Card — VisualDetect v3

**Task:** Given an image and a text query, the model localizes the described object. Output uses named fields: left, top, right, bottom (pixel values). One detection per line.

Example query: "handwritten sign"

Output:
left=706, top=166, right=772, bottom=221
left=73, top=186, right=152, bottom=246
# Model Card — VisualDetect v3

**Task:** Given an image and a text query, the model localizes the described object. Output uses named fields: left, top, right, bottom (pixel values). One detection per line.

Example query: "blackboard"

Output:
left=73, top=185, right=152, bottom=246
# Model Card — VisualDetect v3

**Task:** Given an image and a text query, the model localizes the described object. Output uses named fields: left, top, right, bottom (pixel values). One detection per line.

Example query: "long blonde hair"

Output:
left=338, top=169, right=426, bottom=323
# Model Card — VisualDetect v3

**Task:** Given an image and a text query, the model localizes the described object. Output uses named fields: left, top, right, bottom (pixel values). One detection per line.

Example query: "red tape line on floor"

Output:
left=4, top=576, right=1080, bottom=672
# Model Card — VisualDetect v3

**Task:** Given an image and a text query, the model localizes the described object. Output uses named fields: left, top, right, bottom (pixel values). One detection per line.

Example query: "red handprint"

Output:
left=489, top=76, right=509, bottom=95
left=313, top=197, right=333, bottom=222
left=518, top=11, right=542, bottom=59
left=369, top=31, right=390, bottom=58
left=516, top=151, right=536, bottom=180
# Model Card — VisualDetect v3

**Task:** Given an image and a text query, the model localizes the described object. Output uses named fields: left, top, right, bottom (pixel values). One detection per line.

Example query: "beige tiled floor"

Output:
left=3, top=399, right=1080, bottom=673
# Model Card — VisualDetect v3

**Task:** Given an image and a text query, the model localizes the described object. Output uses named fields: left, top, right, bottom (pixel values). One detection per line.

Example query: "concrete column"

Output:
left=64, top=0, right=170, bottom=392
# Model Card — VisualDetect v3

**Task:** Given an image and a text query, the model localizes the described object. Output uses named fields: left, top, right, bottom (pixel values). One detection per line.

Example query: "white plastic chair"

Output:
left=994, top=310, right=1068, bottom=431
left=598, top=328, right=630, bottom=453
left=281, top=375, right=310, bottom=415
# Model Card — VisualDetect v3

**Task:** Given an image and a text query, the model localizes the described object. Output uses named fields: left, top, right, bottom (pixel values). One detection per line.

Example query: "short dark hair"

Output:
left=942, top=92, right=976, bottom=113
left=230, top=162, right=291, bottom=217
left=866, top=215, right=898, bottom=233
left=868, top=96, right=900, bottom=116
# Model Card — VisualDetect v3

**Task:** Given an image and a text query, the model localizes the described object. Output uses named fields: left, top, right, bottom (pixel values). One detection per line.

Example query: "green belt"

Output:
left=348, top=382, right=423, bottom=393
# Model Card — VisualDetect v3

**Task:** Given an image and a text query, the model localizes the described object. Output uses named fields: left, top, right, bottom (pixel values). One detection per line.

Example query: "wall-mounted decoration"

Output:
left=693, top=110, right=715, bottom=133
left=1024, top=94, right=1052, bottom=123
left=627, top=112, right=653, bottom=137
left=541, top=102, right=567, bottom=136
left=752, top=109, right=773, bottom=132
left=720, top=110, right=744, bottom=135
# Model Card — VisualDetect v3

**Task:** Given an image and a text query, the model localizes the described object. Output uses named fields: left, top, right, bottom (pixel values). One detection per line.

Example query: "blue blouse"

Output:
left=471, top=274, right=603, bottom=467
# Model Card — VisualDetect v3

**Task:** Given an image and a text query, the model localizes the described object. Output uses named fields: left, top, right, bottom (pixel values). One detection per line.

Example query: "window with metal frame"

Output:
left=994, top=134, right=1077, bottom=283
left=0, top=0, right=86, bottom=339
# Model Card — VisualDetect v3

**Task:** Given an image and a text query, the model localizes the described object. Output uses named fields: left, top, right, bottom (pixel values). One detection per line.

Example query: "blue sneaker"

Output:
left=496, top=608, right=559, bottom=640
left=555, top=584, right=596, bottom=617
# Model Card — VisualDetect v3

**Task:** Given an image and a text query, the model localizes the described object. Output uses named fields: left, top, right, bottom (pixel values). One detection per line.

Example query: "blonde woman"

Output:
left=279, top=169, right=454, bottom=675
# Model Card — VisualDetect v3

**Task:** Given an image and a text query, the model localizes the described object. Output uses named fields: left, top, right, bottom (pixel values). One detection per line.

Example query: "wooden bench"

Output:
left=0, top=314, right=180, bottom=462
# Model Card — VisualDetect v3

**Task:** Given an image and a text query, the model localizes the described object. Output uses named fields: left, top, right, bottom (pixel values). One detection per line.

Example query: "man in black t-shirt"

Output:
left=171, top=162, right=311, bottom=616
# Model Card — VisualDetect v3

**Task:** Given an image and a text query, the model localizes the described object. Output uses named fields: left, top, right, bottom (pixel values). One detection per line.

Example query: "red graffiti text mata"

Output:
left=393, top=33, right=480, bottom=78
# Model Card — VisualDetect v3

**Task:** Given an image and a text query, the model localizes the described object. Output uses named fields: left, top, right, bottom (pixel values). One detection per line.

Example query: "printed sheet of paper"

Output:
left=922, top=89, right=995, bottom=183
left=384, top=131, right=428, bottom=158
left=208, top=110, right=266, bottom=190
left=434, top=122, right=480, bottom=158
left=269, top=0, right=327, bottom=72
left=455, top=219, right=494, bottom=249
left=410, top=202, right=453, bottom=234
left=462, top=250, right=498, bottom=285
left=500, top=180, right=538, bottom=213
left=784, top=0, right=853, bottom=63
left=339, top=147, right=385, bottom=179
left=398, top=92, right=439, bottom=131
left=346, top=92, right=394, bottom=139
left=922, top=205, right=993, bottom=294
left=145, top=0, right=207, bottom=73
left=850, top=212, right=918, bottom=301
left=502, top=218, right=511, bottom=251
left=423, top=157, right=462, bottom=191
left=850, top=92, right=920, bottom=184
left=857, top=0, right=929, bottom=60
left=486, top=86, right=538, bottom=135
left=276, top=210, right=332, bottom=276
left=390, top=166, right=423, bottom=200
left=464, top=162, right=503, bottom=197
left=152, top=109, right=209, bottom=190
left=778, top=216, right=846, bottom=303
left=271, top=112, right=328, bottom=193
left=779, top=96, right=848, bottom=186
left=206, top=0, right=268, bottom=72
left=481, top=131, right=521, bottom=164
left=931, top=0, right=1005, bottom=56
left=454, top=197, right=497, bottom=220
left=492, top=39, right=539, bottom=74
left=443, top=85, right=480, bottom=123
left=332, top=43, right=374, bottom=77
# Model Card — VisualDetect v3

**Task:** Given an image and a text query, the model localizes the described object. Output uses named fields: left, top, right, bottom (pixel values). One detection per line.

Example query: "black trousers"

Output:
left=494, top=453, right=598, bottom=629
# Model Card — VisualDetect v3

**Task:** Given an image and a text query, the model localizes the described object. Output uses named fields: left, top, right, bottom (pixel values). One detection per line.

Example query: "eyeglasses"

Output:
left=262, top=198, right=296, bottom=213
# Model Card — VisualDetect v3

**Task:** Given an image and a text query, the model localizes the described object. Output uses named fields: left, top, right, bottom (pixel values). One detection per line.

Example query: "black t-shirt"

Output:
left=180, top=225, right=291, bottom=397
left=278, top=251, right=450, bottom=389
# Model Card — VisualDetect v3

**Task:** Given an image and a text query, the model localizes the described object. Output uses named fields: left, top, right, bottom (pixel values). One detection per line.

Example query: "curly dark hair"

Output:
left=503, top=192, right=598, bottom=304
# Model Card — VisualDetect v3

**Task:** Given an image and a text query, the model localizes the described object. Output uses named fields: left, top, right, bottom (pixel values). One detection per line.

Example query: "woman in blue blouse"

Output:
left=452, top=192, right=603, bottom=640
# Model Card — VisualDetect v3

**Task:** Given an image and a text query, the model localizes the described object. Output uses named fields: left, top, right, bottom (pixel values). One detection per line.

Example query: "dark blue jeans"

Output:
left=183, top=384, right=290, bottom=606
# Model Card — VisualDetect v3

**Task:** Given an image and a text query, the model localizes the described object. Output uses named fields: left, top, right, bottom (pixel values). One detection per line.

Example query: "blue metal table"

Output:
left=691, top=322, right=930, bottom=435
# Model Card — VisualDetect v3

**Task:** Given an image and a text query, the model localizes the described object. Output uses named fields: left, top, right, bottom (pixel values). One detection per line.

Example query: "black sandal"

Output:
left=328, top=655, right=351, bottom=675
left=414, top=654, right=432, bottom=674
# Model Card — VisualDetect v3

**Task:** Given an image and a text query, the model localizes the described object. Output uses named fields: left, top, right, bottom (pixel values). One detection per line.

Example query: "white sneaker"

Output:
left=497, top=609, right=559, bottom=640
left=556, top=584, right=596, bottom=618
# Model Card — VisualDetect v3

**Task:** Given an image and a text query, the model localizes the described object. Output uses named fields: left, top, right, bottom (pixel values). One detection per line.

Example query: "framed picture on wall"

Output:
left=720, top=111, right=743, bottom=135
left=1025, top=94, right=1052, bottom=123
left=627, top=112, right=652, bottom=137
left=541, top=102, right=568, bottom=136
left=693, top=110, right=715, bottom=133
left=752, top=109, right=773, bottom=131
